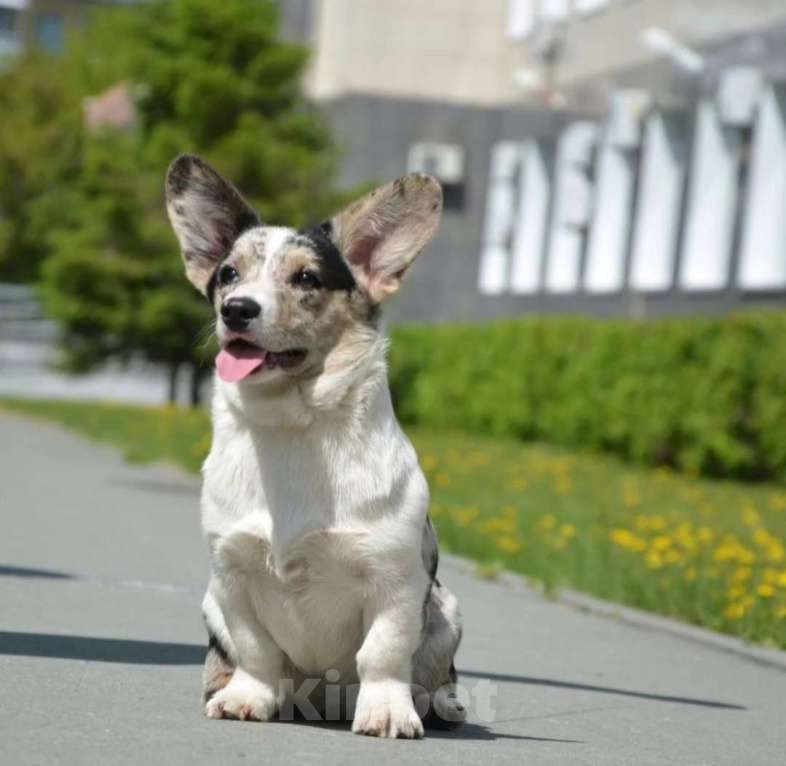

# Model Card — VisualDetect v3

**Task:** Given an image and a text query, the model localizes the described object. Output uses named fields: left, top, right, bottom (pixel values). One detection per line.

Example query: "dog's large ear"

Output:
left=330, top=173, right=442, bottom=303
left=165, top=154, right=260, bottom=294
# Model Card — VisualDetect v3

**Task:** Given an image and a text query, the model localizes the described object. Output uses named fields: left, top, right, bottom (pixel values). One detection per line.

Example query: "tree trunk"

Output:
left=189, top=364, right=208, bottom=407
left=167, top=362, right=180, bottom=405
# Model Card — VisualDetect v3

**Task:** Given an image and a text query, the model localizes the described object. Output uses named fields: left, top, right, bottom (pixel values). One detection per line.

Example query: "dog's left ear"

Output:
left=165, top=154, right=260, bottom=294
left=330, top=173, right=442, bottom=303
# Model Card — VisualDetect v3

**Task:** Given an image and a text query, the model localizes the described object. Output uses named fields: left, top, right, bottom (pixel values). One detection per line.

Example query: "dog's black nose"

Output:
left=221, top=297, right=261, bottom=331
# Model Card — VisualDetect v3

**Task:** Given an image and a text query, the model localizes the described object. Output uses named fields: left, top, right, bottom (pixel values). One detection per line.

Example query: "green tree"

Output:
left=27, top=0, right=345, bottom=403
left=0, top=53, right=81, bottom=283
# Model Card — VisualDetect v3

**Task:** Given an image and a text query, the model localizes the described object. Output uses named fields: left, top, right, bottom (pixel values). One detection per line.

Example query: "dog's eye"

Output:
left=292, top=269, right=322, bottom=289
left=218, top=265, right=239, bottom=286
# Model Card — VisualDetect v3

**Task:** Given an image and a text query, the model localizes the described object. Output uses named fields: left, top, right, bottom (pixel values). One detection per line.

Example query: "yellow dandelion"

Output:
left=727, top=585, right=746, bottom=601
left=664, top=549, right=684, bottom=565
left=757, top=584, right=775, bottom=598
left=421, top=454, right=438, bottom=472
left=651, top=536, right=673, bottom=553
left=479, top=516, right=518, bottom=535
left=496, top=536, right=522, bottom=554
left=454, top=506, right=480, bottom=527
left=538, top=514, right=558, bottom=532
left=622, top=486, right=642, bottom=508
left=610, top=529, right=647, bottom=553
left=741, top=505, right=760, bottom=527
left=768, top=494, right=786, bottom=512
left=724, top=603, right=747, bottom=620
left=434, top=473, right=451, bottom=488
left=560, top=523, right=577, bottom=540
left=732, top=567, right=752, bottom=584
left=634, top=515, right=651, bottom=532
left=649, top=516, right=667, bottom=532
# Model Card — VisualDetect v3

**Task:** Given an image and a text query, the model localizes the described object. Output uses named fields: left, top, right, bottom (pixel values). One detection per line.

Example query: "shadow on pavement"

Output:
left=0, top=631, right=205, bottom=665
left=0, top=564, right=75, bottom=580
left=428, top=722, right=583, bottom=743
left=287, top=719, right=583, bottom=743
left=460, top=670, right=746, bottom=710
left=0, top=631, right=746, bottom=713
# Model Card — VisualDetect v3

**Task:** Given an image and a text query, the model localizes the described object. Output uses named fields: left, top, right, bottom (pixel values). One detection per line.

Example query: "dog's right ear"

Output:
left=165, top=154, right=260, bottom=294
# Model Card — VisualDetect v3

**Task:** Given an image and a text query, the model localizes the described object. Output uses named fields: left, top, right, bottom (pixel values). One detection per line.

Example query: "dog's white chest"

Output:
left=201, top=381, right=428, bottom=677
left=214, top=519, right=368, bottom=674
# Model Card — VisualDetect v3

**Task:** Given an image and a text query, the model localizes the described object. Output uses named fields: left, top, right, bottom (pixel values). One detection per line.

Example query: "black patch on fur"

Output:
left=420, top=516, right=440, bottom=634
left=298, top=221, right=356, bottom=291
left=207, top=632, right=231, bottom=663
left=424, top=516, right=439, bottom=581
left=205, top=268, right=220, bottom=305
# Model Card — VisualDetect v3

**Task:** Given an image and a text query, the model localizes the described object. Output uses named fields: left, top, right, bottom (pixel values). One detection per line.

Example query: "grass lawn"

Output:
left=3, top=397, right=786, bottom=650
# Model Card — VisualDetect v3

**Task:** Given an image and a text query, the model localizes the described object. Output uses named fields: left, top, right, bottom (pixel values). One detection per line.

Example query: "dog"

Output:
left=165, top=155, right=464, bottom=738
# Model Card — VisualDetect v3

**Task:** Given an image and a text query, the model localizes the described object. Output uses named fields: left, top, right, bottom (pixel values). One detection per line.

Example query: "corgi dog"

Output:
left=165, top=155, right=464, bottom=738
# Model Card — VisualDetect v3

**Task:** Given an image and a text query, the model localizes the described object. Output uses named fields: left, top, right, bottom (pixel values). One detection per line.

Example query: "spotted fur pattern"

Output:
left=165, top=154, right=464, bottom=738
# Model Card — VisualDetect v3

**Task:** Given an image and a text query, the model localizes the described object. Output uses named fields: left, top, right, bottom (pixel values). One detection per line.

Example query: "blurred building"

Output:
left=283, top=0, right=786, bottom=321
left=1, top=1, right=83, bottom=55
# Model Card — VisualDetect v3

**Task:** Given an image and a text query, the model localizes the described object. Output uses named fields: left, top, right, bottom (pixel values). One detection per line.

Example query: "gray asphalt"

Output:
left=1, top=412, right=785, bottom=765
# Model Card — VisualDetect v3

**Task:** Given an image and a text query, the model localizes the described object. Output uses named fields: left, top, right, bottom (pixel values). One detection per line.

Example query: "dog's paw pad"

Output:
left=204, top=675, right=278, bottom=722
left=351, top=682, right=424, bottom=739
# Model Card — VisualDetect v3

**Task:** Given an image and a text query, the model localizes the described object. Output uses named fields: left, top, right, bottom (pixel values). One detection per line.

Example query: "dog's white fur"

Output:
left=165, top=156, right=463, bottom=739
left=202, top=340, right=430, bottom=736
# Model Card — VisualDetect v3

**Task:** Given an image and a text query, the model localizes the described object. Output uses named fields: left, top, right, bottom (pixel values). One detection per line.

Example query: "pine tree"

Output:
left=30, top=0, right=346, bottom=404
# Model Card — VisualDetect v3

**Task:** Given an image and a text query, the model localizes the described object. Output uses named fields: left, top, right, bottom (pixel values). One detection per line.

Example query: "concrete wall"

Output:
left=303, top=0, right=532, bottom=106
left=322, top=94, right=575, bottom=323
left=293, top=0, right=786, bottom=110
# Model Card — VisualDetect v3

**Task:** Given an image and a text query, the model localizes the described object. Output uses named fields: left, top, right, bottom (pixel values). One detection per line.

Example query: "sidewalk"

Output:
left=1, top=412, right=784, bottom=765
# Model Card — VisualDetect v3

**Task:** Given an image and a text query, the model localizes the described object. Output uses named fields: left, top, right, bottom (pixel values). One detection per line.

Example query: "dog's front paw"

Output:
left=205, top=669, right=278, bottom=722
left=352, top=681, right=424, bottom=739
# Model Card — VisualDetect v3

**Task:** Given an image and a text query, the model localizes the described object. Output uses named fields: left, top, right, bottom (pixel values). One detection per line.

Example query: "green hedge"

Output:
left=389, top=311, right=786, bottom=481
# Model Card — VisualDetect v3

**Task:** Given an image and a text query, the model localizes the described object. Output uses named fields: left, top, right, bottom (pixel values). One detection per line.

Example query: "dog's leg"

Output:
left=203, top=633, right=235, bottom=704
left=352, top=567, right=429, bottom=739
left=412, top=580, right=466, bottom=728
left=202, top=588, right=236, bottom=704
left=203, top=580, right=285, bottom=722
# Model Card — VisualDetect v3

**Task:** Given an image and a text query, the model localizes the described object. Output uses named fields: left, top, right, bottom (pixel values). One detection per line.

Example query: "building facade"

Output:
left=0, top=0, right=106, bottom=56
left=285, top=0, right=786, bottom=322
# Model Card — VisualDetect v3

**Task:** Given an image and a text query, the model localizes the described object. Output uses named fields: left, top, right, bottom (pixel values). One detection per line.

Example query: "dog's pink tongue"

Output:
left=216, top=343, right=266, bottom=383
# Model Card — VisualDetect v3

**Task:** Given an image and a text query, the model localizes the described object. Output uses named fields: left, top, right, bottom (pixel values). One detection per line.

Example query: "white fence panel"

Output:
left=679, top=101, right=741, bottom=291
left=478, top=142, right=523, bottom=294
left=738, top=86, right=786, bottom=290
left=510, top=141, right=551, bottom=294
left=629, top=113, right=688, bottom=291
left=545, top=122, right=597, bottom=293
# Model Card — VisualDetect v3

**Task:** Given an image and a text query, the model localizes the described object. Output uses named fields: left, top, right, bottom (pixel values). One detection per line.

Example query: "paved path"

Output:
left=1, top=412, right=785, bottom=765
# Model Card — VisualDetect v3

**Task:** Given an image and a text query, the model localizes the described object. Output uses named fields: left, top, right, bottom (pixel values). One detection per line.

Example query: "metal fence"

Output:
left=478, top=70, right=786, bottom=317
